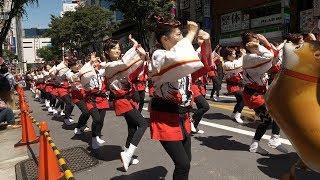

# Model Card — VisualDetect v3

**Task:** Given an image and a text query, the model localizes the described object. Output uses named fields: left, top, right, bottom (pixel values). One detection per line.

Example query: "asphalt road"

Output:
left=24, top=88, right=320, bottom=180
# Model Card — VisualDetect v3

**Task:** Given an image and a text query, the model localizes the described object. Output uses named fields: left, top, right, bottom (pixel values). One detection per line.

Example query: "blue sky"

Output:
left=23, top=0, right=62, bottom=29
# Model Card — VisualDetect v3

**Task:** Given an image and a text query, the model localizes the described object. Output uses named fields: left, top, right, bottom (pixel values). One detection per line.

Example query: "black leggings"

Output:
left=55, top=97, right=65, bottom=110
left=75, top=100, right=90, bottom=129
left=160, top=134, right=191, bottom=180
left=138, top=91, right=146, bottom=112
left=89, top=108, right=107, bottom=137
left=40, top=90, right=46, bottom=99
left=124, top=109, right=148, bottom=147
left=210, top=77, right=221, bottom=98
left=192, top=95, right=209, bottom=128
left=49, top=94, right=56, bottom=107
left=233, top=92, right=244, bottom=113
left=253, top=105, right=280, bottom=141
left=60, top=95, right=74, bottom=119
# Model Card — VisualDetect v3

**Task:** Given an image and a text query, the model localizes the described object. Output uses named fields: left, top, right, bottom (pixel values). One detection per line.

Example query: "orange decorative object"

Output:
left=38, top=121, right=64, bottom=180
left=265, top=42, right=320, bottom=173
left=14, top=100, right=39, bottom=147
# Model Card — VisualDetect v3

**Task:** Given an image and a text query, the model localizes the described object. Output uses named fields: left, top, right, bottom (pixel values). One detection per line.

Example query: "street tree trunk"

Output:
left=0, top=1, right=21, bottom=57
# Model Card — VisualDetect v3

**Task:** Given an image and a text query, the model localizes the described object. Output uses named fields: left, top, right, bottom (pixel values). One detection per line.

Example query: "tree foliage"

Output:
left=3, top=49, right=18, bottom=62
left=36, top=46, right=56, bottom=62
left=110, top=0, right=174, bottom=50
left=0, top=0, right=38, bottom=56
left=46, top=5, right=116, bottom=58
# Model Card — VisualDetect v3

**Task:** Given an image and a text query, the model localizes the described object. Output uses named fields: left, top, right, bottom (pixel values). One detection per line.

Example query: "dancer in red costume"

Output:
left=149, top=16, right=212, bottom=180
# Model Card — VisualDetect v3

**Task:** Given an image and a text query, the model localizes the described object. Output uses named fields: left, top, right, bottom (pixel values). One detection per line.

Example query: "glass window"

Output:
left=244, top=2, right=281, bottom=19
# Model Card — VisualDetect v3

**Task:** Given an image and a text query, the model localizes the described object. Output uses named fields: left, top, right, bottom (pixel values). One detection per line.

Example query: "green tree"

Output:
left=3, top=49, right=18, bottom=63
left=0, top=0, right=38, bottom=56
left=46, top=5, right=116, bottom=59
left=110, top=0, right=174, bottom=50
left=36, top=46, right=55, bottom=62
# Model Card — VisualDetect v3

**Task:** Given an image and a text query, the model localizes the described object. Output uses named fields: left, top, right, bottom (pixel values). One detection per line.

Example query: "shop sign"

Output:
left=221, top=11, right=242, bottom=33
left=251, top=14, right=282, bottom=28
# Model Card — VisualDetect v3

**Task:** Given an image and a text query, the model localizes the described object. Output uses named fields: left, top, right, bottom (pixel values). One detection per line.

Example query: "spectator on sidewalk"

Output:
left=0, top=62, right=17, bottom=109
left=0, top=98, right=20, bottom=129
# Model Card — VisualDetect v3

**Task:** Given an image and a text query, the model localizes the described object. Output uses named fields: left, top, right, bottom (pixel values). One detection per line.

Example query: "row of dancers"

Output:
left=26, top=15, right=311, bottom=179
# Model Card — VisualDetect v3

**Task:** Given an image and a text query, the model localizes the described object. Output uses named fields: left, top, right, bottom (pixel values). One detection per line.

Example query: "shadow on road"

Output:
left=257, top=152, right=320, bottom=179
left=203, top=113, right=231, bottom=120
left=62, top=123, right=77, bottom=130
left=71, top=131, right=92, bottom=144
left=90, top=145, right=122, bottom=162
left=111, top=166, right=168, bottom=180
left=194, top=135, right=249, bottom=151
left=241, top=121, right=273, bottom=131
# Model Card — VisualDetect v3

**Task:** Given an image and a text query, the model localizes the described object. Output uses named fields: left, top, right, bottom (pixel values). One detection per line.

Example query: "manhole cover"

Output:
left=15, top=146, right=99, bottom=180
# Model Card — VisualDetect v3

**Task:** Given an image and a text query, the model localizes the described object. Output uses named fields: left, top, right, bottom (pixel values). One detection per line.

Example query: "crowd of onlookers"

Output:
left=0, top=57, right=21, bottom=130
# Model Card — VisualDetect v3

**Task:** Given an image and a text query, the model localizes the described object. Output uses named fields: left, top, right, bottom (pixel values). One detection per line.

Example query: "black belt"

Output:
left=151, top=97, right=191, bottom=114
left=243, top=86, right=265, bottom=96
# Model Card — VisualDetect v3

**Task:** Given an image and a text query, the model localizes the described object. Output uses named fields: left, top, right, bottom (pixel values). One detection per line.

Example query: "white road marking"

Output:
left=205, top=94, right=236, bottom=100
left=199, top=121, right=291, bottom=145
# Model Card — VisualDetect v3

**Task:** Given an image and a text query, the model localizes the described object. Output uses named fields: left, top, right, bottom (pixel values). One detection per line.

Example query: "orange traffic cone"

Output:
left=38, top=121, right=64, bottom=180
left=14, top=100, right=39, bottom=147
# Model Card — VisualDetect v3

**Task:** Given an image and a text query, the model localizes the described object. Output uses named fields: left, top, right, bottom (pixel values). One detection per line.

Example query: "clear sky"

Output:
left=23, top=0, right=63, bottom=29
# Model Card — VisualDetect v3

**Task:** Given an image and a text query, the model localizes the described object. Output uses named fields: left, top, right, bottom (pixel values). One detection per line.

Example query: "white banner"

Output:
left=221, top=11, right=242, bottom=33
left=251, top=14, right=282, bottom=28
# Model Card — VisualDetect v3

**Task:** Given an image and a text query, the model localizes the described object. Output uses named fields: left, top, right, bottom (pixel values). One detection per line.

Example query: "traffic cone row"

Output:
left=14, top=87, right=39, bottom=147
left=15, top=87, right=66, bottom=180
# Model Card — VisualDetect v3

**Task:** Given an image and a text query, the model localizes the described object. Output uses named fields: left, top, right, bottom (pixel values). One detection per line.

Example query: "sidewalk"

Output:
left=0, top=128, right=29, bottom=180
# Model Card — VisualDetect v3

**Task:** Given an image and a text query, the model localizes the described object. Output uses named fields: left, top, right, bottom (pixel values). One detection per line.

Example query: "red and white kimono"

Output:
left=191, top=48, right=216, bottom=99
left=104, top=46, right=144, bottom=116
left=43, top=70, right=53, bottom=94
left=149, top=38, right=212, bottom=141
left=190, top=76, right=207, bottom=98
left=48, top=66, right=59, bottom=97
left=35, top=73, right=45, bottom=91
left=55, top=61, right=71, bottom=97
left=147, top=62, right=155, bottom=97
left=66, top=72, right=86, bottom=105
left=242, top=44, right=279, bottom=109
left=223, top=57, right=243, bottom=93
left=267, top=43, right=284, bottom=83
left=132, top=61, right=148, bottom=92
left=79, top=63, right=109, bottom=111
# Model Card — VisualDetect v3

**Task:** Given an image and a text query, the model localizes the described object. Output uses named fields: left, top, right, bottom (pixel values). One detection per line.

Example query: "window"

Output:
left=243, top=2, right=281, bottom=19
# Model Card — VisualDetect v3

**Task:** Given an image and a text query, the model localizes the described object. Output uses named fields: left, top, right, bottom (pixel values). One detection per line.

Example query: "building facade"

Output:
left=211, top=0, right=291, bottom=45
left=177, top=0, right=212, bottom=33
left=22, top=38, right=51, bottom=64
left=176, top=0, right=320, bottom=45
left=83, top=0, right=124, bottom=21
left=61, top=0, right=80, bottom=16
left=23, top=28, right=48, bottom=38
